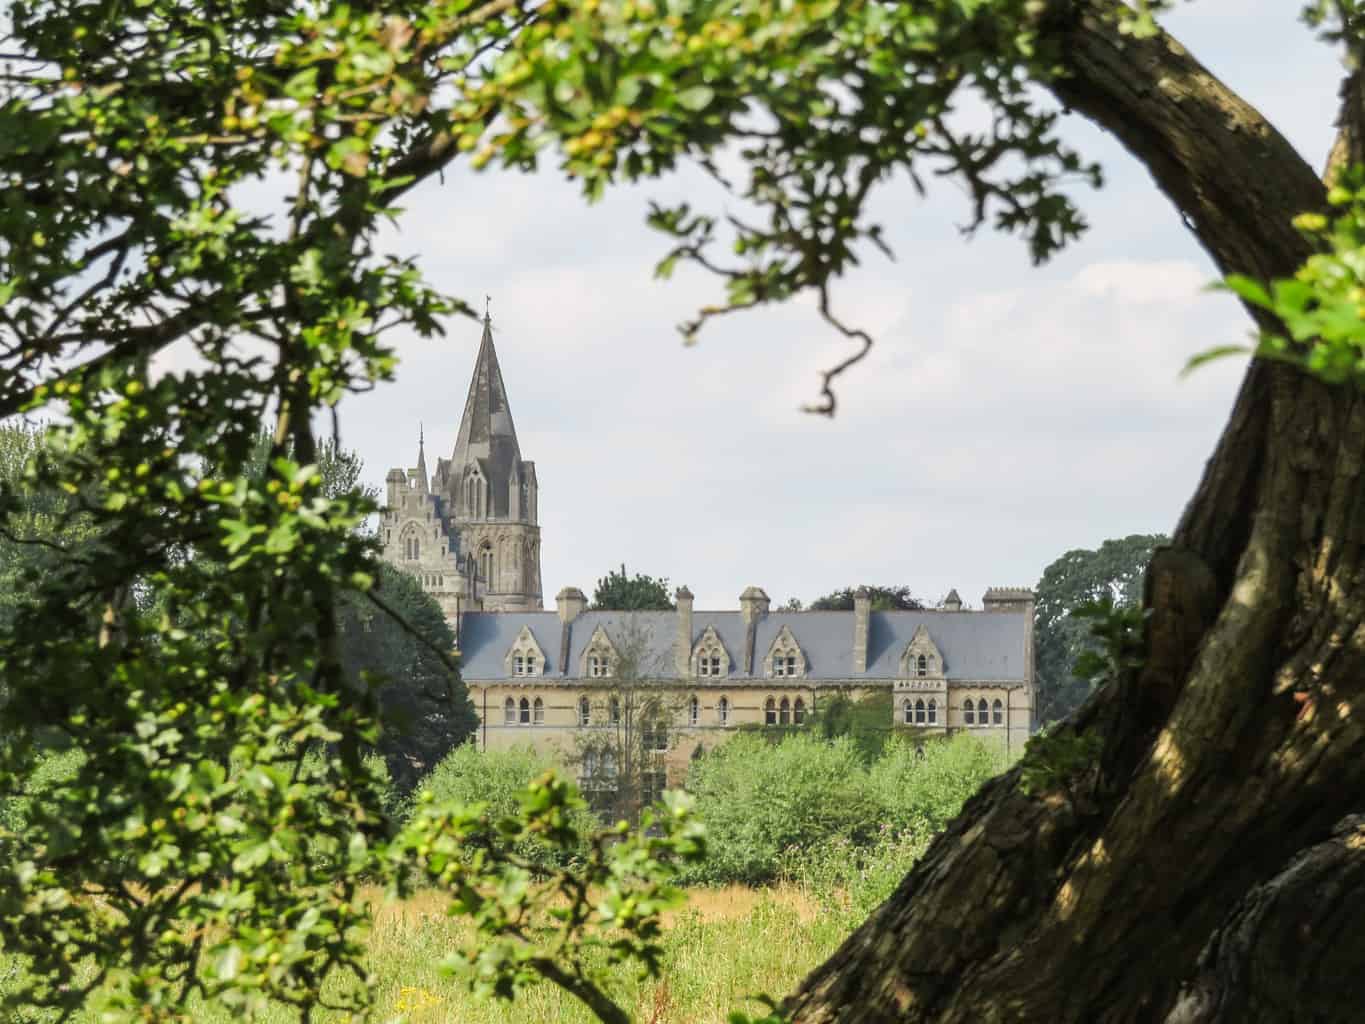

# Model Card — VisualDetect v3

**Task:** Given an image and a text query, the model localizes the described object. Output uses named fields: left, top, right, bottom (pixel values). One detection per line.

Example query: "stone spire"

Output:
left=413, top=422, right=429, bottom=495
left=449, top=311, right=523, bottom=520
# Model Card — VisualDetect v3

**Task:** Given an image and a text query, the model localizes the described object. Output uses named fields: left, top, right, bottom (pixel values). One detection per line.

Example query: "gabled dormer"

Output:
left=900, top=624, right=944, bottom=679
left=505, top=624, right=546, bottom=677
left=691, top=625, right=730, bottom=679
left=763, top=624, right=806, bottom=679
left=580, top=625, right=618, bottom=679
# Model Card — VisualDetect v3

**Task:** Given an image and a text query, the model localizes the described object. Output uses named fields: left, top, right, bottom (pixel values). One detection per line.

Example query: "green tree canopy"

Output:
left=1033, top=533, right=1168, bottom=724
left=590, top=564, right=675, bottom=611
left=810, top=585, right=923, bottom=612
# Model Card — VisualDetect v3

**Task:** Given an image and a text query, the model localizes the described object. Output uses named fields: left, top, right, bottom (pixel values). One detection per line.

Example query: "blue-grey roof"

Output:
left=458, top=609, right=1027, bottom=683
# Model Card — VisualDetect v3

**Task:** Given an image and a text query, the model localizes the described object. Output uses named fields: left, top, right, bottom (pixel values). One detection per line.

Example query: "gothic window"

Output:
left=503, top=697, right=516, bottom=725
left=582, top=749, right=597, bottom=777
left=699, top=655, right=721, bottom=677
left=401, top=525, right=420, bottom=561
left=915, top=698, right=926, bottom=725
left=901, top=625, right=944, bottom=680
left=609, top=697, right=621, bottom=725
left=794, top=697, right=807, bottom=725
left=717, top=696, right=730, bottom=726
left=992, top=698, right=1004, bottom=725
left=779, top=697, right=791, bottom=725
left=578, top=696, right=591, bottom=727
left=513, top=655, right=524, bottom=676
left=764, top=697, right=777, bottom=726
left=903, top=698, right=914, bottom=725
left=533, top=697, right=544, bottom=725
left=977, top=698, right=989, bottom=724
left=643, top=721, right=668, bottom=752
left=689, top=695, right=699, bottom=727
left=964, top=700, right=975, bottom=726
left=589, top=654, right=610, bottom=678
left=602, top=749, right=617, bottom=777
left=518, top=697, right=530, bottom=724
left=479, top=544, right=494, bottom=588
left=582, top=627, right=618, bottom=680
left=927, top=699, right=938, bottom=725
left=641, top=769, right=667, bottom=809
left=766, top=627, right=805, bottom=678
left=917, top=654, right=928, bottom=677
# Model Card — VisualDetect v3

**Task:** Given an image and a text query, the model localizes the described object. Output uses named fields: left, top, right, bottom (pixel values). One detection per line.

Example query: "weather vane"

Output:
left=484, top=294, right=492, bottom=323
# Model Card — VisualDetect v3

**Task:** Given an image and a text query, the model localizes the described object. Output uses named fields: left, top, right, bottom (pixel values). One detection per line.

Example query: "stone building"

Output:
left=457, top=585, right=1035, bottom=792
left=379, top=313, right=543, bottom=617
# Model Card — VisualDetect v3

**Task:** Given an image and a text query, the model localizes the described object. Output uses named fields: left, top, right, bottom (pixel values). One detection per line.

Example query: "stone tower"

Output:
left=380, top=313, right=544, bottom=618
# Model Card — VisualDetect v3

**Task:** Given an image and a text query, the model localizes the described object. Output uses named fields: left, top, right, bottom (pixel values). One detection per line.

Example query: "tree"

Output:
left=590, top=564, right=675, bottom=611
left=810, top=586, right=924, bottom=612
left=1034, top=533, right=1168, bottom=724
left=338, top=564, right=479, bottom=793
left=5, top=0, right=1365, bottom=1020
left=571, top=617, right=685, bottom=825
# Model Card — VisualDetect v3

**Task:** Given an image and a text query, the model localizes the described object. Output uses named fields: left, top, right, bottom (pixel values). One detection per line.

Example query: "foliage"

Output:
left=778, top=825, right=931, bottom=929
left=1192, top=168, right=1365, bottom=385
left=590, top=565, right=674, bottom=611
left=808, top=690, right=894, bottom=761
left=412, top=745, right=598, bottom=868
left=1033, top=534, right=1166, bottom=723
left=340, top=565, right=479, bottom=794
left=809, top=586, right=923, bottom=612
left=0, top=746, right=84, bottom=844
left=684, top=732, right=1007, bottom=887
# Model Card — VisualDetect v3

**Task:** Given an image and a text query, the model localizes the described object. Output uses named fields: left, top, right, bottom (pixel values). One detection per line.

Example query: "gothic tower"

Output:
left=380, top=312, right=544, bottom=618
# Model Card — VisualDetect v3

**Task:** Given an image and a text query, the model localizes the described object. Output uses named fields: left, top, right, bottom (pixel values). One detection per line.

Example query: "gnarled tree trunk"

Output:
left=785, top=3, right=1365, bottom=1021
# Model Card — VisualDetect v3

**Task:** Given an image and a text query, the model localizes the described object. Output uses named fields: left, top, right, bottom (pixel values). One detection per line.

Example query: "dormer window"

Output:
left=580, top=626, right=619, bottom=680
left=506, top=626, right=545, bottom=678
left=765, top=626, right=806, bottom=679
left=901, top=624, right=945, bottom=680
left=691, top=626, right=730, bottom=679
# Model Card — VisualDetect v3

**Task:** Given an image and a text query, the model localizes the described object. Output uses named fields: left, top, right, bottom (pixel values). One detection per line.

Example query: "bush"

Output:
left=681, top=733, right=879, bottom=885
left=869, top=732, right=1010, bottom=834
left=413, top=744, right=599, bottom=869
left=779, top=824, right=932, bottom=927
left=0, top=746, right=84, bottom=841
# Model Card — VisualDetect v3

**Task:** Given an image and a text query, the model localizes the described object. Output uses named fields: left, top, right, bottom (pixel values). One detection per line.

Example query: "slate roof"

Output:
left=458, top=608, right=1027, bottom=682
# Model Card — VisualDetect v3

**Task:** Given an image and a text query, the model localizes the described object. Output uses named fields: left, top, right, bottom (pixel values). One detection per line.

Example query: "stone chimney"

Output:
left=852, top=587, right=871, bottom=674
left=982, top=587, right=1034, bottom=613
left=675, top=585, right=694, bottom=675
left=738, top=586, right=770, bottom=624
left=556, top=586, right=587, bottom=624
left=943, top=588, right=963, bottom=612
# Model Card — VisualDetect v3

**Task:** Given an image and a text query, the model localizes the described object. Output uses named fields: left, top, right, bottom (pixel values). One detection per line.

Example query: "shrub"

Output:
left=869, top=733, right=1011, bottom=834
left=413, top=744, right=598, bottom=869
left=682, top=733, right=878, bottom=885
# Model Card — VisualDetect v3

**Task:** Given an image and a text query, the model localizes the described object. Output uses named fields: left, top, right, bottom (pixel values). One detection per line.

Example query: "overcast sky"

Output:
left=343, top=4, right=1341, bottom=611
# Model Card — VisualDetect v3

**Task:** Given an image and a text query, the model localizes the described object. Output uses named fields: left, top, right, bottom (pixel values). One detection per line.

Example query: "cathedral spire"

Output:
left=449, top=311, right=523, bottom=519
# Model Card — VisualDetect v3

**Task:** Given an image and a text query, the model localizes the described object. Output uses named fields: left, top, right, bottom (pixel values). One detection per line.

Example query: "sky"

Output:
left=341, top=4, right=1342, bottom=611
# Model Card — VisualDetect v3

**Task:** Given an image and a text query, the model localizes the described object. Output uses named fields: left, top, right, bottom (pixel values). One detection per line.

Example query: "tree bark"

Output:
left=785, top=4, right=1365, bottom=1021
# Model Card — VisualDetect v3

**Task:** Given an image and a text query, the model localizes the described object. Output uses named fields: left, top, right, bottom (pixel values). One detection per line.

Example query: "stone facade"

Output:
left=459, top=586, right=1035, bottom=789
left=379, top=314, right=543, bottom=615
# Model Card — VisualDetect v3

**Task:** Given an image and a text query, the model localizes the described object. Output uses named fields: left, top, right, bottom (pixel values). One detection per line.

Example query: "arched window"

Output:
left=689, top=695, right=699, bottom=727
left=533, top=697, right=544, bottom=725
left=903, top=698, right=914, bottom=725
left=518, top=697, right=530, bottom=724
left=914, top=698, right=926, bottom=725
left=602, top=750, right=617, bottom=778
left=578, top=696, right=591, bottom=727
left=917, top=654, right=928, bottom=677
left=717, top=696, right=730, bottom=726
left=764, top=697, right=777, bottom=726
left=609, top=697, right=621, bottom=725
left=778, top=697, right=791, bottom=725
left=479, top=545, right=494, bottom=588
left=927, top=699, right=938, bottom=725
left=992, top=698, right=1004, bottom=725
left=794, top=697, right=806, bottom=725
left=583, top=749, right=597, bottom=776
left=503, top=697, right=515, bottom=725
left=977, top=698, right=989, bottom=724
left=964, top=700, right=975, bottom=726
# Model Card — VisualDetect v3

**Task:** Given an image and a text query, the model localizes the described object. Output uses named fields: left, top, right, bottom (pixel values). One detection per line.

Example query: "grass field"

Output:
left=1, top=885, right=849, bottom=1024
